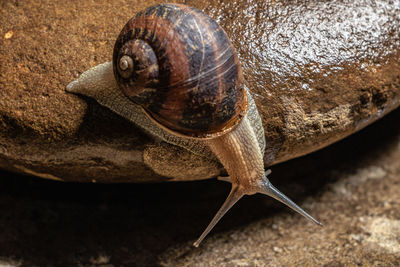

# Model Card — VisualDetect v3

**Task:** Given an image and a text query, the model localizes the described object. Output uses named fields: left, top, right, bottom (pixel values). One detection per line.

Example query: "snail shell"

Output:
left=66, top=3, right=321, bottom=247
left=113, top=4, right=247, bottom=138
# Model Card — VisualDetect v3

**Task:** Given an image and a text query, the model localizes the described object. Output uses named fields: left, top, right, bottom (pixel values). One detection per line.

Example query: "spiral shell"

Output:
left=113, top=3, right=247, bottom=138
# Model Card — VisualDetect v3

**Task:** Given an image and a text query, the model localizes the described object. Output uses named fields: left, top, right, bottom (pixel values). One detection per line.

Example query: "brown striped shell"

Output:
left=113, top=3, right=247, bottom=138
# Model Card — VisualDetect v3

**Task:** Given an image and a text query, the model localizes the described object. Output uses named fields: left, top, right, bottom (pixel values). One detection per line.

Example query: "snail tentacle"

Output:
left=194, top=114, right=321, bottom=246
left=261, top=179, right=323, bottom=226
left=193, top=185, right=244, bottom=247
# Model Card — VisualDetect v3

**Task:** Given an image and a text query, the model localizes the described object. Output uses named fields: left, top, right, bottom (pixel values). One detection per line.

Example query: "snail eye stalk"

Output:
left=194, top=170, right=322, bottom=247
left=193, top=185, right=244, bottom=247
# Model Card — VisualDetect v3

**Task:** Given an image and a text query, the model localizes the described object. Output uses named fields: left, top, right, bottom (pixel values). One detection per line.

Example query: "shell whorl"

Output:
left=113, top=3, right=247, bottom=138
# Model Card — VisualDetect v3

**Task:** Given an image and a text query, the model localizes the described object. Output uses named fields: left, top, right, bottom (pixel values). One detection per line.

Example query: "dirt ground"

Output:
left=0, top=105, right=399, bottom=266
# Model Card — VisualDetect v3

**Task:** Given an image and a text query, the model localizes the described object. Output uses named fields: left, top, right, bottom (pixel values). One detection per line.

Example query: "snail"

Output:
left=66, top=3, right=321, bottom=247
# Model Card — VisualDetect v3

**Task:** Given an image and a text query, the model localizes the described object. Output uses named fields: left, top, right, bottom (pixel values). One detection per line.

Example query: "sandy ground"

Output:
left=0, top=105, right=399, bottom=266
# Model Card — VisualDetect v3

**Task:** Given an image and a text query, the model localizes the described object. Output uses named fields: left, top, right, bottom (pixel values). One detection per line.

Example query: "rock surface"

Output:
left=1, top=0, right=400, bottom=182
left=0, top=106, right=399, bottom=266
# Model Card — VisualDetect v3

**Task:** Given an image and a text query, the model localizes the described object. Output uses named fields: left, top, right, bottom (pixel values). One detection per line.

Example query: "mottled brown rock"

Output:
left=196, top=0, right=400, bottom=164
left=0, top=0, right=399, bottom=182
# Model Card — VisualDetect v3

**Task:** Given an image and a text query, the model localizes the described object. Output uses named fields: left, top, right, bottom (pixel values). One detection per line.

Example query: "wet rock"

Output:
left=0, top=0, right=399, bottom=182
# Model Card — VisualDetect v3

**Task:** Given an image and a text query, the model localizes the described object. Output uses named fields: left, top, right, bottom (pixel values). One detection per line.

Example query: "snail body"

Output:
left=67, top=3, right=321, bottom=246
